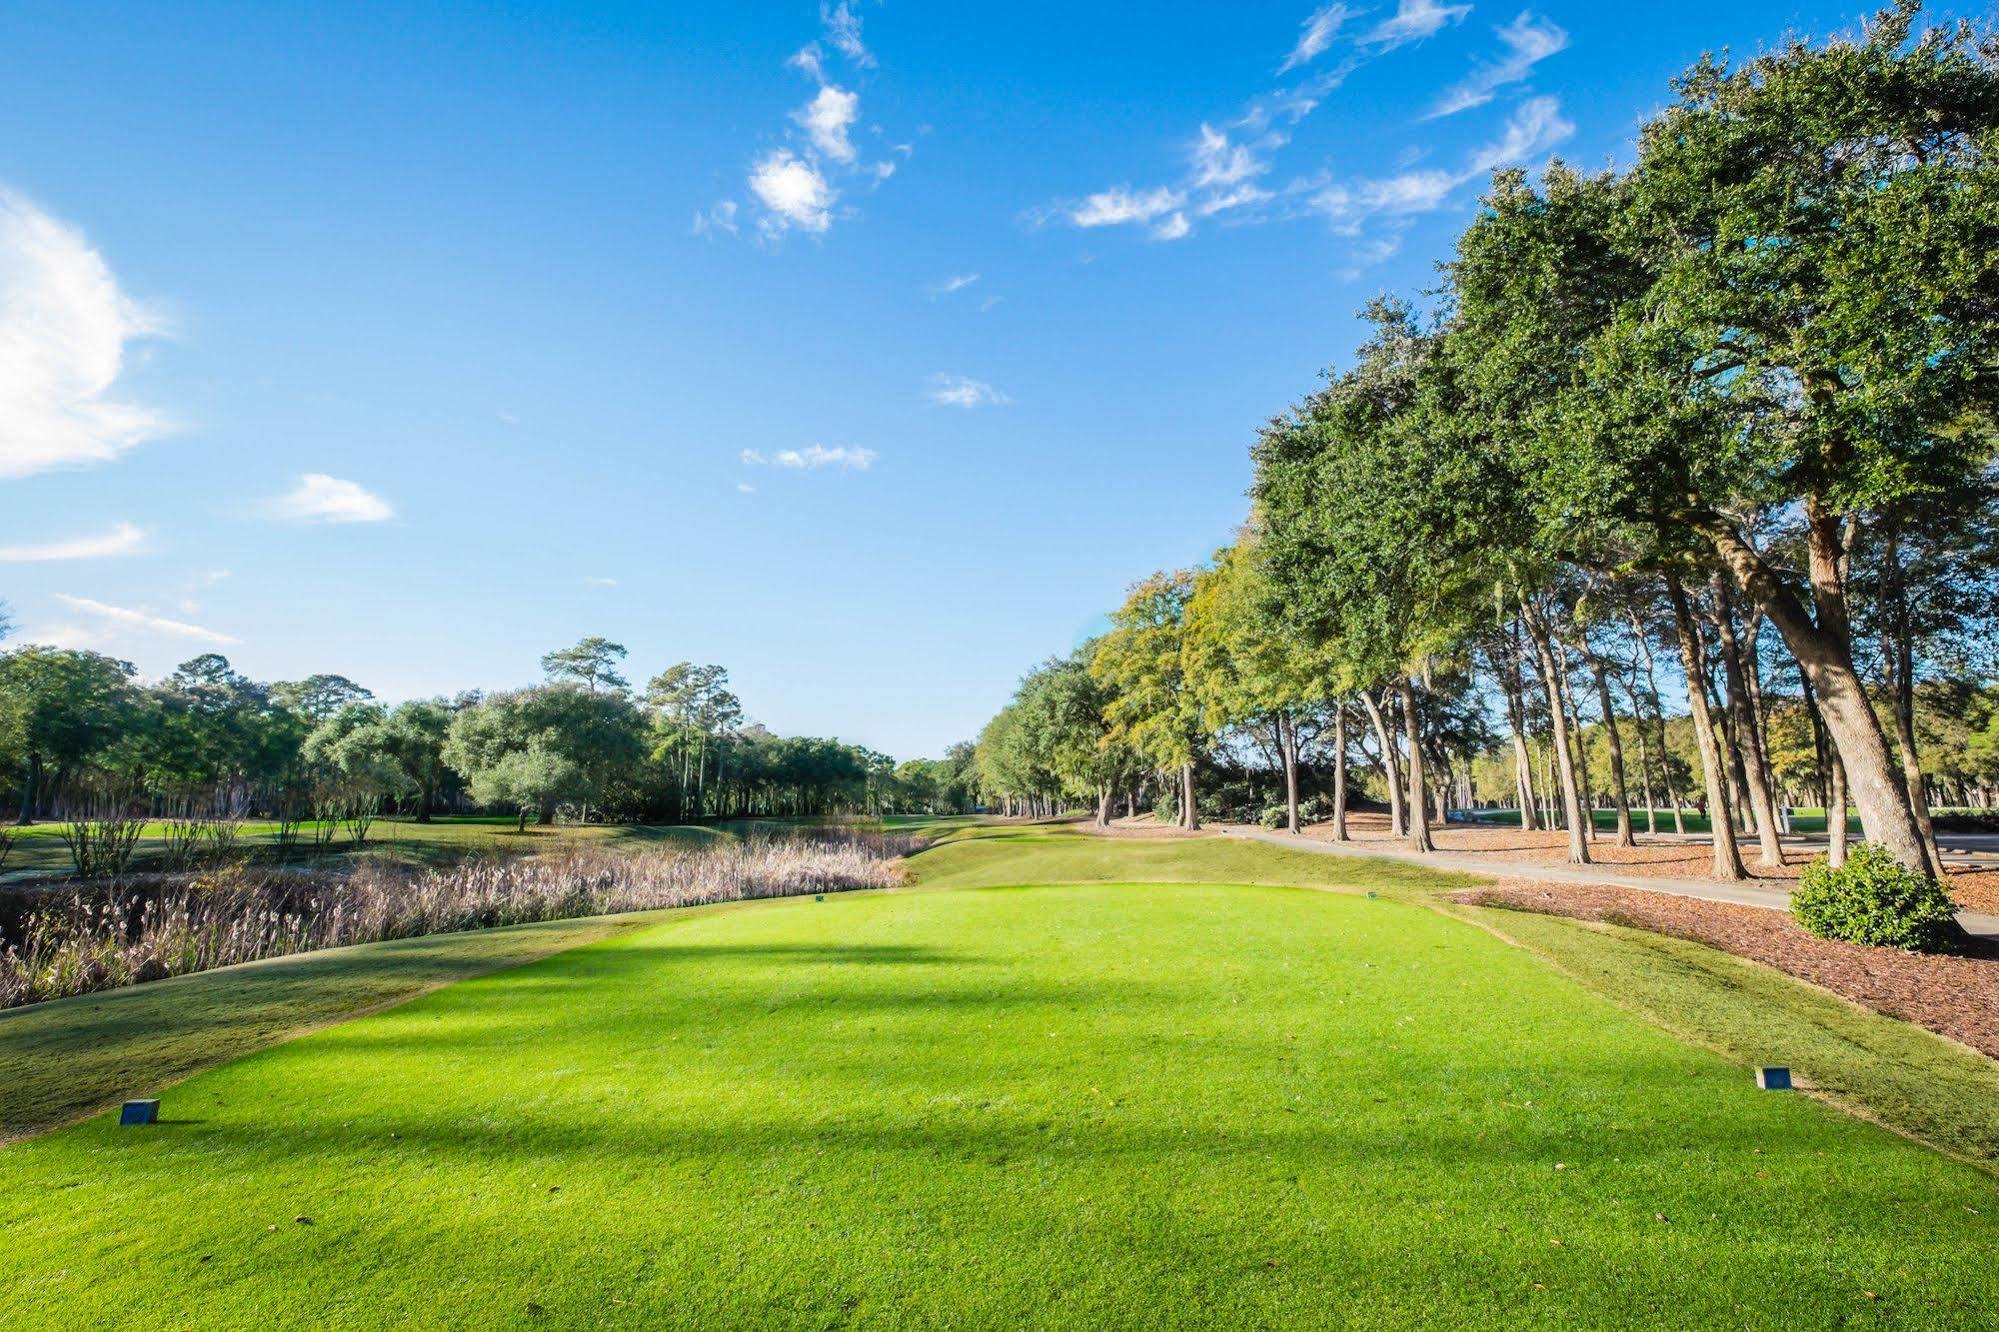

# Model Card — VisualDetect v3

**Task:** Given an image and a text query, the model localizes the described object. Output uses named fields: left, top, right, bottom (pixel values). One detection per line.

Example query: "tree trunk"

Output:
left=1583, top=650, right=1635, bottom=848
left=1550, top=641, right=1597, bottom=842
left=17, top=754, right=39, bottom=825
left=1358, top=690, right=1404, bottom=837
left=1500, top=659, right=1540, bottom=831
left=1664, top=573, right=1746, bottom=880
left=1331, top=705, right=1349, bottom=842
left=1700, top=512, right=1932, bottom=877
left=1634, top=726, right=1658, bottom=835
left=1095, top=786, right=1112, bottom=829
left=1399, top=677, right=1434, bottom=853
left=1709, top=573, right=1785, bottom=869
left=1882, top=527, right=1944, bottom=877
left=1519, top=600, right=1591, bottom=864
left=1180, top=763, right=1200, bottom=831
left=1280, top=711, right=1301, bottom=834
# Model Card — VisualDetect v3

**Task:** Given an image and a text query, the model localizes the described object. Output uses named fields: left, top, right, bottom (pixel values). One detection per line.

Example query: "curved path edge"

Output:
left=1215, top=824, right=1999, bottom=943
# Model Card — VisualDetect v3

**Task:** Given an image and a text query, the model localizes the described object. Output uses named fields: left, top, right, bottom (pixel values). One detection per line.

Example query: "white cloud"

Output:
left=1468, top=94, right=1575, bottom=173
left=820, top=1, right=873, bottom=66
left=928, top=374, right=1010, bottom=408
left=265, top=473, right=396, bottom=524
left=743, top=445, right=876, bottom=470
left=692, top=200, right=739, bottom=235
left=0, top=521, right=146, bottom=562
left=1321, top=96, right=1575, bottom=224
left=931, top=273, right=980, bottom=297
left=1071, top=186, right=1186, bottom=228
left=1359, top=169, right=1460, bottom=213
left=795, top=84, right=860, bottom=164
left=737, top=482, right=756, bottom=494
left=53, top=593, right=237, bottom=645
left=749, top=150, right=836, bottom=234
left=1364, top=0, right=1471, bottom=49
left=1279, top=4, right=1352, bottom=73
left=0, top=190, right=171, bottom=480
left=788, top=44, right=826, bottom=81
left=1191, top=124, right=1269, bottom=189
left=1152, top=212, right=1193, bottom=241
left=1430, top=13, right=1569, bottom=118
left=580, top=576, right=617, bottom=587
left=1196, top=185, right=1274, bottom=217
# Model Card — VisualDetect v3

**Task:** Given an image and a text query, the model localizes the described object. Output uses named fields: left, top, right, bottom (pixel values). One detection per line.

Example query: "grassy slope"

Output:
left=2, top=833, right=1996, bottom=1326
left=919, top=827, right=1999, bottom=1172
left=0, top=914, right=665, bottom=1141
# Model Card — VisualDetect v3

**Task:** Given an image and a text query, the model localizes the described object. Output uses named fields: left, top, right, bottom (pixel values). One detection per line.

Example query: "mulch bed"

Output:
left=1450, top=879, right=1999, bottom=1062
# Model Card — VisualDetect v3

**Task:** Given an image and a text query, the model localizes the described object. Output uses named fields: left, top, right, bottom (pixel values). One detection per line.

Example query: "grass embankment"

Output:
left=3, top=823, right=1996, bottom=1327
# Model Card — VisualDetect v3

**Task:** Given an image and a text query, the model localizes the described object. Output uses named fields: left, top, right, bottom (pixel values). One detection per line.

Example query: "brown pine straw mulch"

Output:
left=1451, top=879, right=1999, bottom=1061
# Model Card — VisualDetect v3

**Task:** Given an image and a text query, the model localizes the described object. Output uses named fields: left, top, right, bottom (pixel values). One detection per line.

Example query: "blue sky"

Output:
left=0, top=0, right=1938, bottom=757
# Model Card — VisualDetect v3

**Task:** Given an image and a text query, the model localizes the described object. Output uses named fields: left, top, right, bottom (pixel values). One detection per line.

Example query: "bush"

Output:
left=1258, top=805, right=1288, bottom=830
left=1791, top=844, right=1964, bottom=952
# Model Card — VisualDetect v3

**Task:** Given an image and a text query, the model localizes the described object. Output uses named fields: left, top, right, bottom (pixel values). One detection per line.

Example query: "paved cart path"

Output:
left=1218, top=825, right=1999, bottom=942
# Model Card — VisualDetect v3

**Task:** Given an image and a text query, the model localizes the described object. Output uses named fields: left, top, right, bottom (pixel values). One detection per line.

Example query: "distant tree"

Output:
left=443, top=685, right=645, bottom=826
left=0, top=647, right=140, bottom=822
left=542, top=637, right=630, bottom=694
left=381, top=699, right=457, bottom=822
left=1091, top=571, right=1207, bottom=829
left=645, top=663, right=742, bottom=818
left=271, top=674, right=374, bottom=723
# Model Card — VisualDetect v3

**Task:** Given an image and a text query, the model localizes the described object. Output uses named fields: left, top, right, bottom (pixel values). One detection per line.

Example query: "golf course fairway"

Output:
left=4, top=851, right=1996, bottom=1327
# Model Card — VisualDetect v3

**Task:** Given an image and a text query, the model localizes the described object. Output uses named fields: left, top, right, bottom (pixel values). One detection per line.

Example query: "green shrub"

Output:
left=1258, top=805, right=1289, bottom=830
left=1791, top=844, right=1963, bottom=952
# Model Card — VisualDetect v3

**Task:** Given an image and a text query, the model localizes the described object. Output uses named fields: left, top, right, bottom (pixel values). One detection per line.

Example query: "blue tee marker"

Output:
left=1756, top=1067, right=1793, bottom=1091
left=120, top=1099, right=160, bottom=1126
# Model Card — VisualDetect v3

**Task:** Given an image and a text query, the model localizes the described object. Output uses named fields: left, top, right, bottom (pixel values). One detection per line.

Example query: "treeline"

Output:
left=0, top=630, right=980, bottom=832
left=979, top=4, right=1999, bottom=883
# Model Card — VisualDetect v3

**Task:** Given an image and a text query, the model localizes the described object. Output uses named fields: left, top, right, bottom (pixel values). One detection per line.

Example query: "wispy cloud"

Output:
left=819, top=1, right=873, bottom=67
left=0, top=521, right=146, bottom=562
left=928, top=374, right=1010, bottom=408
left=264, top=473, right=396, bottom=524
left=692, top=200, right=739, bottom=236
left=1279, top=4, right=1353, bottom=73
left=795, top=84, right=860, bottom=163
left=1430, top=13, right=1569, bottom=118
left=579, top=576, right=617, bottom=588
left=1191, top=124, right=1270, bottom=189
left=750, top=150, right=836, bottom=234
left=1316, top=95, right=1575, bottom=225
left=1071, top=186, right=1186, bottom=229
left=930, top=272, right=981, bottom=297
left=1364, top=0, right=1471, bottom=50
left=1057, top=0, right=1475, bottom=246
left=732, top=4, right=896, bottom=239
left=0, top=190, right=171, bottom=480
left=742, top=445, right=877, bottom=470
left=53, top=593, right=237, bottom=645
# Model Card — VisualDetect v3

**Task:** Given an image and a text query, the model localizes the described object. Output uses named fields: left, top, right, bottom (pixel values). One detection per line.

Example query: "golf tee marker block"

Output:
left=120, top=1099, right=160, bottom=1126
left=1756, top=1067, right=1792, bottom=1091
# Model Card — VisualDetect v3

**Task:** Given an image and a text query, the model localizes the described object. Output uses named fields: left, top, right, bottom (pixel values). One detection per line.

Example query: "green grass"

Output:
left=3, top=826, right=1997, bottom=1327
left=0, top=817, right=737, bottom=880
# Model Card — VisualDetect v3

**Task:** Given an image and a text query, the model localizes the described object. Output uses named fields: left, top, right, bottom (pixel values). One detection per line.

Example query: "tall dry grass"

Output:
left=0, top=829, right=919, bottom=1009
